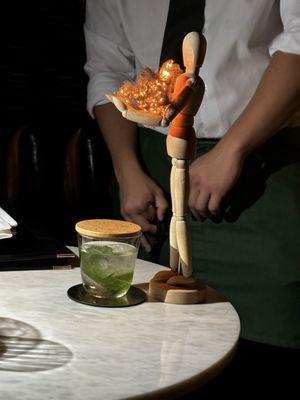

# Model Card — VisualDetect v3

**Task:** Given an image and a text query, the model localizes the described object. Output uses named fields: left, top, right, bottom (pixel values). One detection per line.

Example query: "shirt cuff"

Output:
left=269, top=31, right=300, bottom=56
left=87, top=72, right=135, bottom=118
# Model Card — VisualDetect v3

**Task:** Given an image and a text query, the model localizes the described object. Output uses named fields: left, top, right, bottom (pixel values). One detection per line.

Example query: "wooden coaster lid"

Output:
left=75, top=219, right=142, bottom=239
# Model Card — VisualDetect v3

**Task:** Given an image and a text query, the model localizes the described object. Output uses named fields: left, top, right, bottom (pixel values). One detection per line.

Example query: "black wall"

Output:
left=0, top=1, right=113, bottom=244
left=0, top=0, right=87, bottom=124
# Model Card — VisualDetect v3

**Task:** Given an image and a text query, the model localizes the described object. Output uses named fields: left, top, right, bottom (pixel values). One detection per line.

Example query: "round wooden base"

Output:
left=149, top=270, right=206, bottom=304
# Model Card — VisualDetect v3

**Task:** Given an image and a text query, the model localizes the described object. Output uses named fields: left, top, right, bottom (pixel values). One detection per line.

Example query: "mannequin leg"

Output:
left=149, top=156, right=205, bottom=303
left=149, top=141, right=205, bottom=304
left=174, top=159, right=193, bottom=277
left=169, top=158, right=179, bottom=271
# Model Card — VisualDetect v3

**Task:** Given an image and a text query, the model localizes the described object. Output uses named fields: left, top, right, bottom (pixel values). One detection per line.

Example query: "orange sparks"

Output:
left=116, top=60, right=183, bottom=117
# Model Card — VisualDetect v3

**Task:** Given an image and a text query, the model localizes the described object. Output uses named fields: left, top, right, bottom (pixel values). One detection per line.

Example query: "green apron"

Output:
left=113, top=127, right=300, bottom=348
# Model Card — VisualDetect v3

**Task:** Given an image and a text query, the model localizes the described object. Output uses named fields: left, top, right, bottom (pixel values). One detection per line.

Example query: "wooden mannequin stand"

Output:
left=149, top=33, right=207, bottom=304
left=107, top=32, right=207, bottom=304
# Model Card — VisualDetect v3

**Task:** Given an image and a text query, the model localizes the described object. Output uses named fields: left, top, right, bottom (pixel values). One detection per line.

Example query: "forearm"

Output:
left=94, top=103, right=143, bottom=183
left=219, top=51, right=300, bottom=157
left=94, top=104, right=168, bottom=243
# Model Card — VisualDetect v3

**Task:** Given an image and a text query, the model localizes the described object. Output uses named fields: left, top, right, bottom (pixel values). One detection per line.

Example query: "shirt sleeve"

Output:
left=84, top=0, right=136, bottom=118
left=269, top=0, right=300, bottom=56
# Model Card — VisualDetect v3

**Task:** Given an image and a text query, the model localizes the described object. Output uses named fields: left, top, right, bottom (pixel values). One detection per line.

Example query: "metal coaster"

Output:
left=67, top=284, right=147, bottom=308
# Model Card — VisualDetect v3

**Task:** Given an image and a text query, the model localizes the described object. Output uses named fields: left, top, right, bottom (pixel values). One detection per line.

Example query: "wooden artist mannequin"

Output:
left=107, top=32, right=207, bottom=303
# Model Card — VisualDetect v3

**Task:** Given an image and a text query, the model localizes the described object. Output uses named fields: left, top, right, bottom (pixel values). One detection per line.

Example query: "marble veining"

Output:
left=0, top=258, right=240, bottom=400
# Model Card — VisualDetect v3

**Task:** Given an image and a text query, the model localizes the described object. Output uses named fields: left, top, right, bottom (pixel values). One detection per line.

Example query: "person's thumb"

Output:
left=154, top=189, right=168, bottom=221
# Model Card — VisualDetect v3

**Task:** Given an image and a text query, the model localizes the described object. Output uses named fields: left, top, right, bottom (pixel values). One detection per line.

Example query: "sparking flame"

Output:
left=160, top=69, right=170, bottom=80
left=116, top=60, right=183, bottom=117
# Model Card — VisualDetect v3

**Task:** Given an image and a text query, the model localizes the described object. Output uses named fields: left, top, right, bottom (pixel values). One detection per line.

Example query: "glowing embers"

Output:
left=116, top=60, right=183, bottom=117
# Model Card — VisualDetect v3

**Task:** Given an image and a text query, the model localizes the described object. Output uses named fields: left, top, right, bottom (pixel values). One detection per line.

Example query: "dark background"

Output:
left=0, top=0, right=113, bottom=244
left=1, top=3, right=299, bottom=400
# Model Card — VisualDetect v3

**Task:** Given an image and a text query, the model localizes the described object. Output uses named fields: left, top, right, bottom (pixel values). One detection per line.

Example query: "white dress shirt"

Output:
left=84, top=0, right=300, bottom=138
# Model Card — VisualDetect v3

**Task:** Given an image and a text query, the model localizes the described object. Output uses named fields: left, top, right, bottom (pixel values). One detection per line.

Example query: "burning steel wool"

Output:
left=115, top=60, right=183, bottom=118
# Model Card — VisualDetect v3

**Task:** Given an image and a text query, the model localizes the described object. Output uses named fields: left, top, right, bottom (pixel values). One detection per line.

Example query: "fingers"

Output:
left=134, top=214, right=157, bottom=235
left=140, top=235, right=151, bottom=253
left=190, top=191, right=210, bottom=221
left=154, top=190, right=169, bottom=221
left=120, top=183, right=169, bottom=253
left=208, top=194, right=222, bottom=216
left=190, top=208, right=204, bottom=222
left=195, top=191, right=211, bottom=219
left=189, top=190, right=222, bottom=221
left=122, top=205, right=157, bottom=252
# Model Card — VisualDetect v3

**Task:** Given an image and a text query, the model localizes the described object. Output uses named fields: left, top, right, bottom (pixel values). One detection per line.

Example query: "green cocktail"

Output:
left=80, top=241, right=138, bottom=298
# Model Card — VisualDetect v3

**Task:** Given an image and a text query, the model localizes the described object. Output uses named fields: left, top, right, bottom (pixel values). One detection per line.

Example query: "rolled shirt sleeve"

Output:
left=269, top=0, right=300, bottom=56
left=84, top=0, right=136, bottom=117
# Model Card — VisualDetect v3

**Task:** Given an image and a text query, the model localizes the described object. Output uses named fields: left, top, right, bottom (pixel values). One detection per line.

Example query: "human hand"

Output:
left=119, top=170, right=168, bottom=252
left=189, top=143, right=245, bottom=220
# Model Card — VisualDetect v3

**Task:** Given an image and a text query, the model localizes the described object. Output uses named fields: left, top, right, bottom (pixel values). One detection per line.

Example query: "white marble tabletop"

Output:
left=0, top=258, right=240, bottom=400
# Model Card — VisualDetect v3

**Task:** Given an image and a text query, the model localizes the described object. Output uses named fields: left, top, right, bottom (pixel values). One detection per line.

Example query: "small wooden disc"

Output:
left=149, top=270, right=206, bottom=304
left=75, top=219, right=141, bottom=239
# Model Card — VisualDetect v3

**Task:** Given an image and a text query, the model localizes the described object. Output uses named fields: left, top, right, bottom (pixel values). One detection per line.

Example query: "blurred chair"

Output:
left=1, top=122, right=113, bottom=244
